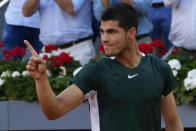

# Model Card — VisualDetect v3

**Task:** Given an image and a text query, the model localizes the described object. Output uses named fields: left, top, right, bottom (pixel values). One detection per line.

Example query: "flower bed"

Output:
left=0, top=40, right=196, bottom=105
left=138, top=39, right=196, bottom=105
left=0, top=42, right=81, bottom=102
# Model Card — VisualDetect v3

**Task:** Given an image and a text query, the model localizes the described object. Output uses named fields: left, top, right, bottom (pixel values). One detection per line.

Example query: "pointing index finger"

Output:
left=24, top=40, right=39, bottom=57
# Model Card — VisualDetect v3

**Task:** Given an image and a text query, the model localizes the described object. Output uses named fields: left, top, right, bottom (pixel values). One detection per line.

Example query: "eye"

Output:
left=108, top=29, right=117, bottom=34
left=108, top=30, right=114, bottom=34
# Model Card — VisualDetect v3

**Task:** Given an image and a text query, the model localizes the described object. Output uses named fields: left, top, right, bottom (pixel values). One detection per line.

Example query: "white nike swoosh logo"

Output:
left=128, top=74, right=138, bottom=79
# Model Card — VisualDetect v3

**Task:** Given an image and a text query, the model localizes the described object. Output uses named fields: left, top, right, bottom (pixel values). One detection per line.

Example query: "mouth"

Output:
left=103, top=44, right=112, bottom=49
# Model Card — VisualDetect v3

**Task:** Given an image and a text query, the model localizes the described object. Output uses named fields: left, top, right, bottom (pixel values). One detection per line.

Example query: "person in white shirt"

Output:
left=23, top=0, right=96, bottom=65
left=163, top=0, right=196, bottom=51
left=1, top=0, right=43, bottom=60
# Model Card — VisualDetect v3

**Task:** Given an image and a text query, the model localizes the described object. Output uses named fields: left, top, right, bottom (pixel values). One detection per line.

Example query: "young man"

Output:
left=93, top=0, right=153, bottom=42
left=24, top=3, right=183, bottom=131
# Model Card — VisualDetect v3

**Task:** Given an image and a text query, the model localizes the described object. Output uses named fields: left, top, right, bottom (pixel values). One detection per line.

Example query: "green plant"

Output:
left=138, top=40, right=196, bottom=105
left=0, top=43, right=81, bottom=102
left=165, top=49, right=196, bottom=105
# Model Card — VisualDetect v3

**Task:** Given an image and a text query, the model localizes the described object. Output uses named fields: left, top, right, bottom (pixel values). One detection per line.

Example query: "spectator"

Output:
left=23, top=0, right=96, bottom=65
left=163, top=0, right=196, bottom=51
left=1, top=0, right=43, bottom=60
left=93, top=0, right=153, bottom=43
left=149, top=0, right=173, bottom=50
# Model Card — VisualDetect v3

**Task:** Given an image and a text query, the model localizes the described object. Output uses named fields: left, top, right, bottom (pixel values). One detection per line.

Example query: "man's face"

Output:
left=100, top=20, right=128, bottom=57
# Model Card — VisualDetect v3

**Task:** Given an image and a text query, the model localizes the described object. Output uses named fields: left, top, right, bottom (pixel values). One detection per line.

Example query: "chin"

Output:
left=105, top=54, right=113, bottom=57
left=104, top=52, right=115, bottom=57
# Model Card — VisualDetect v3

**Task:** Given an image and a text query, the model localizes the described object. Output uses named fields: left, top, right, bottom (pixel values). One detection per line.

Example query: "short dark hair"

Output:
left=101, top=3, right=139, bottom=31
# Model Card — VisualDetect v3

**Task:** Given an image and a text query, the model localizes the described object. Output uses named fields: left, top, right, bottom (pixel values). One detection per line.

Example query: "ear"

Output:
left=127, top=27, right=136, bottom=40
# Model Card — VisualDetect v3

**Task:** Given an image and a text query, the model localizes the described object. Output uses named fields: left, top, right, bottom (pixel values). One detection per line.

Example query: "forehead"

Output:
left=100, top=20, right=120, bottom=30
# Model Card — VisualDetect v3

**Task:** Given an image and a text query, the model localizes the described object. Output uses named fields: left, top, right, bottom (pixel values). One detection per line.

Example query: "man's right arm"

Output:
left=23, top=0, right=39, bottom=17
left=24, top=40, right=85, bottom=120
left=35, top=75, right=85, bottom=120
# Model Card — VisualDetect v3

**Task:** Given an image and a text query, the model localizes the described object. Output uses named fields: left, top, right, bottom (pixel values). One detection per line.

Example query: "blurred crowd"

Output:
left=0, top=0, right=196, bottom=65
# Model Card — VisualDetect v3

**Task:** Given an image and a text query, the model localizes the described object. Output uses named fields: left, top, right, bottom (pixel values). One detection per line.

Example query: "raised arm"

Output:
left=54, top=0, right=74, bottom=15
left=161, top=92, right=184, bottom=131
left=24, top=40, right=85, bottom=120
left=22, top=0, right=39, bottom=17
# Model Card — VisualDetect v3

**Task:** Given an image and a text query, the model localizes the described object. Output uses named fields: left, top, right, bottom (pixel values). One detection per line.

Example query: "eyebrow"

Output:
left=100, top=28, right=118, bottom=33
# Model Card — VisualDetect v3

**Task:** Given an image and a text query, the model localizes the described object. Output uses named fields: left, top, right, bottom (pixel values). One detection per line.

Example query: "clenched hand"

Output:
left=24, top=40, right=47, bottom=80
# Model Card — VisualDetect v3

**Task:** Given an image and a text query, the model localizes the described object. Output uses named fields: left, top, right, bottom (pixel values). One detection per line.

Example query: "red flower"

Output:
left=51, top=56, right=58, bottom=66
left=0, top=41, right=3, bottom=48
left=18, top=48, right=25, bottom=57
left=43, top=55, right=49, bottom=61
left=150, top=39, right=168, bottom=56
left=57, top=52, right=72, bottom=66
left=58, top=52, right=73, bottom=63
left=2, top=49, right=12, bottom=55
left=2, top=46, right=25, bottom=60
left=11, top=46, right=25, bottom=57
left=46, top=66, right=50, bottom=70
left=172, top=48, right=179, bottom=55
left=45, top=44, right=57, bottom=53
left=158, top=50, right=166, bottom=56
left=138, top=43, right=154, bottom=54
left=51, top=52, right=73, bottom=66
left=5, top=55, right=11, bottom=61
left=99, top=44, right=105, bottom=54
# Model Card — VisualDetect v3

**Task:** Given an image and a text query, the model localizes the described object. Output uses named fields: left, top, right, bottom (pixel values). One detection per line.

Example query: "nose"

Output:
left=101, top=33, right=109, bottom=43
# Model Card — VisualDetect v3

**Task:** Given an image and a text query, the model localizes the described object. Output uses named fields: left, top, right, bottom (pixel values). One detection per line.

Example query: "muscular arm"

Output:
left=24, top=40, right=85, bottom=120
left=22, top=0, right=39, bottom=17
left=55, top=0, right=74, bottom=15
left=35, top=74, right=85, bottom=120
left=161, top=92, right=184, bottom=131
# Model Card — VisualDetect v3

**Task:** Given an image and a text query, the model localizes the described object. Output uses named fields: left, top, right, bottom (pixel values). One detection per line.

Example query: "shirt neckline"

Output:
left=113, top=53, right=145, bottom=70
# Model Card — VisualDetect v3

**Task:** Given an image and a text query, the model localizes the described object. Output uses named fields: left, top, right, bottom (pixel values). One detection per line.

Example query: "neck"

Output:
left=115, top=40, right=142, bottom=68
